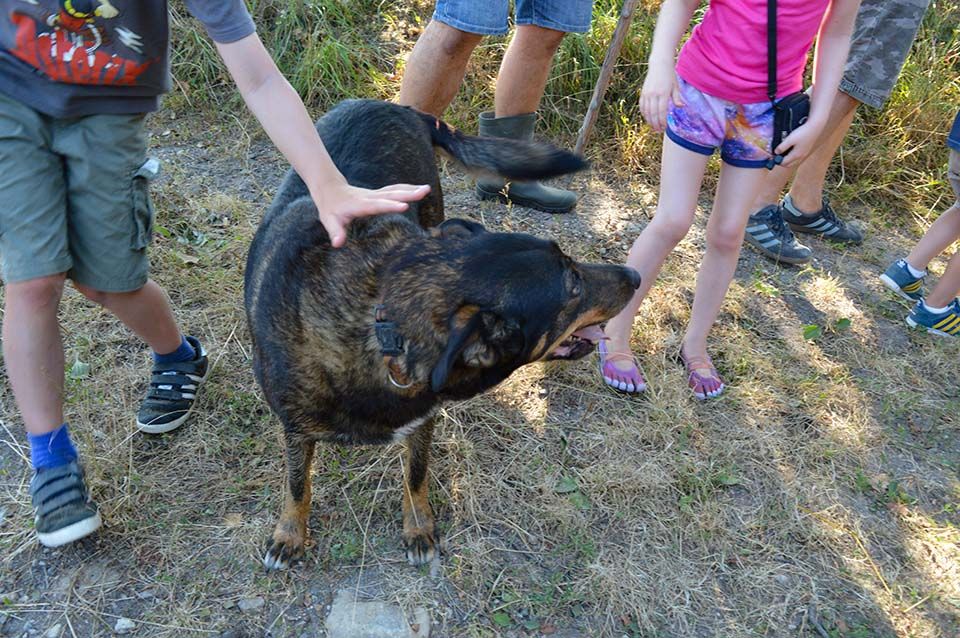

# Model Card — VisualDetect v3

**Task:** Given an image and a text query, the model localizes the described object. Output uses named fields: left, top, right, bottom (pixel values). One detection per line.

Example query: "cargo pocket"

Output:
left=131, top=157, right=160, bottom=249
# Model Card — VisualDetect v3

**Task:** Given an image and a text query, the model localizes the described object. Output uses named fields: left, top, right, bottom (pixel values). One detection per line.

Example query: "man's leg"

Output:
left=778, top=92, right=864, bottom=244
left=494, top=24, right=566, bottom=117
left=751, top=91, right=860, bottom=214
left=476, top=25, right=580, bottom=213
left=398, top=20, right=482, bottom=116
left=743, top=91, right=861, bottom=263
left=744, top=0, right=931, bottom=263
left=783, top=94, right=859, bottom=213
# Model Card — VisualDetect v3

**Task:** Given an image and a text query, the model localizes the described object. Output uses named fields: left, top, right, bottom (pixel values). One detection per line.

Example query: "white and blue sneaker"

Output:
left=906, top=298, right=960, bottom=337
left=880, top=259, right=925, bottom=301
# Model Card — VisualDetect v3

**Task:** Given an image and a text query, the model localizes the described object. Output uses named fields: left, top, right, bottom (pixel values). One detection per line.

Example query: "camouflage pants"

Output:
left=840, top=0, right=930, bottom=108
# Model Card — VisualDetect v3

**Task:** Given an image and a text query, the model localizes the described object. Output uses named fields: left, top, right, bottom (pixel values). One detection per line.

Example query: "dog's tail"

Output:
left=416, top=111, right=588, bottom=180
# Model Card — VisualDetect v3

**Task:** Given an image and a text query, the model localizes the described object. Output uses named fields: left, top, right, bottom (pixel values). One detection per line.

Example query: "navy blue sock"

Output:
left=28, top=423, right=78, bottom=471
left=153, top=335, right=195, bottom=364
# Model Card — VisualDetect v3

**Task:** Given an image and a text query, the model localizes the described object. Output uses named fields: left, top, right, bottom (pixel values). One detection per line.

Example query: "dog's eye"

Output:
left=568, top=270, right=582, bottom=297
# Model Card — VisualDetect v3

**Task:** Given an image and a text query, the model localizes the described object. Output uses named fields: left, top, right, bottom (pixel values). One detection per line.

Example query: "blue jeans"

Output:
left=433, top=0, right=593, bottom=35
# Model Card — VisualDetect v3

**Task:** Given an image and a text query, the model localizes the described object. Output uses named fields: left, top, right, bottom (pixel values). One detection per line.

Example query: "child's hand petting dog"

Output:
left=309, top=181, right=431, bottom=248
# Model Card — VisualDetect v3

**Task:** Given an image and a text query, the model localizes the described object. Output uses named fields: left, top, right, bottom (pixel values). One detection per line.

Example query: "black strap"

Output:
left=767, top=0, right=777, bottom=104
left=374, top=304, right=405, bottom=357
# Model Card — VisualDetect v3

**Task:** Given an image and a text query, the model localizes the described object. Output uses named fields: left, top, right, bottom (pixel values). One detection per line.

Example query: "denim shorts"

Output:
left=433, top=0, right=594, bottom=35
left=665, top=76, right=774, bottom=169
left=0, top=91, right=156, bottom=292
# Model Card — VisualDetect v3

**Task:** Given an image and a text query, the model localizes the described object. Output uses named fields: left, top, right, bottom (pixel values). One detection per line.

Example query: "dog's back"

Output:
left=259, top=99, right=586, bottom=233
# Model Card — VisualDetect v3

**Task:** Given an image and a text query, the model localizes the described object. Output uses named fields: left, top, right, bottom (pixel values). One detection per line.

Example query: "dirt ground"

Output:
left=1, top=110, right=958, bottom=638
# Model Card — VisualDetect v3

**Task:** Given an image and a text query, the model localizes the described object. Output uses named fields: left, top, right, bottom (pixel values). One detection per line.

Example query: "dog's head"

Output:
left=384, top=218, right=640, bottom=398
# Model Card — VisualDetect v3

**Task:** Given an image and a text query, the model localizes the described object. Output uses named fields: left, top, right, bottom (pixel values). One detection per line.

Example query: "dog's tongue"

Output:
left=572, top=325, right=606, bottom=342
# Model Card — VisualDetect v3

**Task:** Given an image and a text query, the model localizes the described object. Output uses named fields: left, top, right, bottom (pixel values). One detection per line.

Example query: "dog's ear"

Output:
left=431, top=305, right=484, bottom=392
left=430, top=306, right=524, bottom=393
left=430, top=218, right=488, bottom=240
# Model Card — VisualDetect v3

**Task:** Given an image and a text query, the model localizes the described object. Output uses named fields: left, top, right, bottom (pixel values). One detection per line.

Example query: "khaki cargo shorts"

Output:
left=841, top=0, right=930, bottom=109
left=0, top=91, right=158, bottom=292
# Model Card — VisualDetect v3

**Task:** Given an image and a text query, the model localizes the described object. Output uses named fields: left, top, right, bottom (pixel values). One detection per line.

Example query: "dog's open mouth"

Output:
left=548, top=324, right=606, bottom=360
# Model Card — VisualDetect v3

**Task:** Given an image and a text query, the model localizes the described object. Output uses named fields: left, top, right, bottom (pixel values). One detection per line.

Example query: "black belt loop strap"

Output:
left=374, top=304, right=405, bottom=357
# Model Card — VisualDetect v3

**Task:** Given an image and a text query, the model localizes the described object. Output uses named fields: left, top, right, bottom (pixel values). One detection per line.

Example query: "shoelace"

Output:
left=819, top=197, right=847, bottom=229
left=764, top=207, right=796, bottom=243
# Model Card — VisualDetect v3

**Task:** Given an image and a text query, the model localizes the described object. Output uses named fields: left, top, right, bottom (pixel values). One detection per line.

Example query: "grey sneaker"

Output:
left=781, top=194, right=864, bottom=244
left=31, top=461, right=102, bottom=547
left=136, top=336, right=208, bottom=434
left=744, top=204, right=813, bottom=265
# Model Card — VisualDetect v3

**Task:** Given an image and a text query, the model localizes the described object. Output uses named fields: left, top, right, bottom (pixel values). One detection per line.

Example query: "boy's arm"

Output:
left=640, top=0, right=700, bottom=132
left=214, top=34, right=429, bottom=248
left=776, top=0, right=860, bottom=166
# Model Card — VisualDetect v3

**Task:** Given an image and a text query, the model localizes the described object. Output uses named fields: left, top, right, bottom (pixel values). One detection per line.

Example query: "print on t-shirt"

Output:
left=8, top=0, right=154, bottom=85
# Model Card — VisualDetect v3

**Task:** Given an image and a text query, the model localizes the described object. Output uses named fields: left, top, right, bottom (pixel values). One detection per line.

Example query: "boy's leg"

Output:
left=0, top=92, right=101, bottom=546
left=0, top=93, right=72, bottom=437
left=905, top=204, right=960, bottom=274
left=3, top=276, right=67, bottom=437
left=918, top=152, right=960, bottom=308
left=72, top=280, right=182, bottom=355
left=783, top=96, right=858, bottom=213
left=925, top=247, right=960, bottom=309
left=745, top=0, right=930, bottom=262
left=56, top=113, right=208, bottom=433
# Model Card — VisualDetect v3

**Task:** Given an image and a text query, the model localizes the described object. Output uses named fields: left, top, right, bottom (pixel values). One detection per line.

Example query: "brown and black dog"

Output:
left=244, top=99, right=640, bottom=569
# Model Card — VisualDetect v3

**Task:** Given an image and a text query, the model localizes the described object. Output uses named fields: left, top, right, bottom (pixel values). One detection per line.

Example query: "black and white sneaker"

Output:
left=136, top=336, right=209, bottom=434
left=31, top=461, right=102, bottom=547
left=744, top=204, right=813, bottom=265
left=781, top=195, right=864, bottom=244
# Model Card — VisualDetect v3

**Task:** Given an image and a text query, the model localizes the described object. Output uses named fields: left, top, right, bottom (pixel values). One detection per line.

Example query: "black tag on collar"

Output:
left=374, top=304, right=405, bottom=357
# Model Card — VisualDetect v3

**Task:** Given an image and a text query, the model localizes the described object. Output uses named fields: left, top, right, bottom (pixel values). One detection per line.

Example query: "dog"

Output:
left=244, top=99, right=641, bottom=569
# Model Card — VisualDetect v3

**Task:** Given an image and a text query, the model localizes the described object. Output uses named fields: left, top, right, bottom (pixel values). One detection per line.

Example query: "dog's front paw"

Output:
left=404, top=529, right=440, bottom=566
left=263, top=525, right=306, bottom=570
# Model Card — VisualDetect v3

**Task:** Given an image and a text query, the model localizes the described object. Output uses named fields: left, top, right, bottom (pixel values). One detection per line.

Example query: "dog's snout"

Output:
left=626, top=267, right=641, bottom=290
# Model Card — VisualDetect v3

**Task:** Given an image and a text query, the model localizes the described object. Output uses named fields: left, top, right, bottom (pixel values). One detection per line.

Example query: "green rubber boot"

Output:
left=475, top=111, right=578, bottom=214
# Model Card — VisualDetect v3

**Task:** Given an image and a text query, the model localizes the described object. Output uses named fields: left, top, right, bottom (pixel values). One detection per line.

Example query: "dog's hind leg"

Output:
left=402, top=419, right=438, bottom=565
left=264, top=434, right=315, bottom=569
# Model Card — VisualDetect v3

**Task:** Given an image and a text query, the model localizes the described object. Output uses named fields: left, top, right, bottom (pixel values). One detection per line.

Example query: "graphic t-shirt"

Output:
left=675, top=0, right=831, bottom=104
left=0, top=0, right=255, bottom=117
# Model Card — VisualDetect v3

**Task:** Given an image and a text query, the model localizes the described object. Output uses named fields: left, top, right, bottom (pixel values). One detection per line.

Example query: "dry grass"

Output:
left=2, top=2, right=960, bottom=637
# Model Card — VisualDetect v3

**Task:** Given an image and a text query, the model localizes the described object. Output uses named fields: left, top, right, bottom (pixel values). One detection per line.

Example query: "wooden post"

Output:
left=573, top=0, right=640, bottom=157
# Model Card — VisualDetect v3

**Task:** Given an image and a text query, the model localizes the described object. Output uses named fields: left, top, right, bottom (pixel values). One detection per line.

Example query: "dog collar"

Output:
left=374, top=305, right=416, bottom=389
left=374, top=304, right=405, bottom=356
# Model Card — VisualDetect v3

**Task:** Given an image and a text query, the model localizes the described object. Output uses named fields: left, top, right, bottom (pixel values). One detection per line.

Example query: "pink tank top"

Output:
left=675, top=0, right=831, bottom=104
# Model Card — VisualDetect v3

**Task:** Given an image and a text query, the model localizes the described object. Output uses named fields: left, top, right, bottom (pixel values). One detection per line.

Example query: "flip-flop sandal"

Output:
left=678, top=349, right=725, bottom=400
left=598, top=340, right=647, bottom=394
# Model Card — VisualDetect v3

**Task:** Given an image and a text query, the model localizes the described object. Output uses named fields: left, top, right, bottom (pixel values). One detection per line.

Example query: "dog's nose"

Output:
left=626, top=267, right=641, bottom=290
